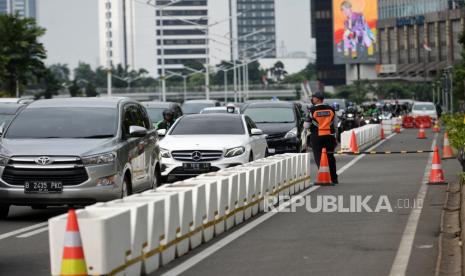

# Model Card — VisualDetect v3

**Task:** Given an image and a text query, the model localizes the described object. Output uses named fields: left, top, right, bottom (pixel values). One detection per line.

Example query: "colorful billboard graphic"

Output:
left=333, top=0, right=378, bottom=64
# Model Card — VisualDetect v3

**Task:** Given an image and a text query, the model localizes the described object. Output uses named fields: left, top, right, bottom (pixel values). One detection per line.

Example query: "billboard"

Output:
left=333, top=0, right=378, bottom=64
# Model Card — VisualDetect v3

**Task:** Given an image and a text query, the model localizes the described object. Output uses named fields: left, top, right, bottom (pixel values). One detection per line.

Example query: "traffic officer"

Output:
left=304, top=92, right=339, bottom=184
left=156, top=109, right=175, bottom=131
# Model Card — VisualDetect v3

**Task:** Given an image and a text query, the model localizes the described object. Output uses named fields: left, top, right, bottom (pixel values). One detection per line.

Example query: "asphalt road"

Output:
left=0, top=129, right=461, bottom=276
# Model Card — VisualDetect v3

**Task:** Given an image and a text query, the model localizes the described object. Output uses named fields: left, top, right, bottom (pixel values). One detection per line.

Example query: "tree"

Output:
left=282, top=62, right=316, bottom=84
left=269, top=61, right=287, bottom=82
left=0, top=14, right=46, bottom=96
left=452, top=29, right=465, bottom=111
left=37, top=67, right=61, bottom=99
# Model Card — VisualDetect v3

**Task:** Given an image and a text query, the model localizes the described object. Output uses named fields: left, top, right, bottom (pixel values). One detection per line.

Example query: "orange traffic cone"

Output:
left=428, top=146, right=447, bottom=185
left=315, top=148, right=333, bottom=186
left=380, top=127, right=385, bottom=140
left=442, top=132, right=454, bottom=159
left=60, top=209, right=87, bottom=276
left=432, top=121, right=440, bottom=133
left=417, top=124, right=426, bottom=139
left=350, top=131, right=359, bottom=153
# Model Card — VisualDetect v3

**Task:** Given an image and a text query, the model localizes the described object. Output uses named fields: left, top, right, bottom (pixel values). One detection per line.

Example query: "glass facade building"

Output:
left=237, top=0, right=277, bottom=58
left=377, top=0, right=464, bottom=79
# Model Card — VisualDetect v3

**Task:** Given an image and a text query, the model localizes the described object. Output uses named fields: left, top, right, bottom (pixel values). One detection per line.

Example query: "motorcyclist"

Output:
left=156, top=109, right=175, bottom=131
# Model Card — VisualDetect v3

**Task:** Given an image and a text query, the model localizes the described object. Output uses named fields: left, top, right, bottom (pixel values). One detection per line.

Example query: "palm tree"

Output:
left=0, top=14, right=46, bottom=96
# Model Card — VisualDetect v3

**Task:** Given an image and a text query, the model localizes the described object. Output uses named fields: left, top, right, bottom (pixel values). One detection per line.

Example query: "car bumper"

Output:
left=0, top=165, right=123, bottom=206
left=267, top=137, right=300, bottom=154
left=161, top=154, right=249, bottom=177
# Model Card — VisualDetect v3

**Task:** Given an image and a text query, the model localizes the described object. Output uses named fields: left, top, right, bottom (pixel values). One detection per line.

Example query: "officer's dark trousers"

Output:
left=310, top=134, right=338, bottom=182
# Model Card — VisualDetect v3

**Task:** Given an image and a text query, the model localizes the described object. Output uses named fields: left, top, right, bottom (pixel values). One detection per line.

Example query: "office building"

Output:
left=310, top=0, right=346, bottom=88
left=98, top=0, right=137, bottom=70
left=236, top=0, right=277, bottom=59
left=154, top=0, right=209, bottom=76
left=0, top=0, right=36, bottom=18
left=377, top=0, right=464, bottom=79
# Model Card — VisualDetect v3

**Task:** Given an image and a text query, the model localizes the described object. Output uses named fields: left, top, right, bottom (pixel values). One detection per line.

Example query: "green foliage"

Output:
left=0, top=14, right=46, bottom=96
left=335, top=80, right=370, bottom=103
left=443, top=114, right=465, bottom=149
left=282, top=62, right=316, bottom=84
left=452, top=30, right=465, bottom=111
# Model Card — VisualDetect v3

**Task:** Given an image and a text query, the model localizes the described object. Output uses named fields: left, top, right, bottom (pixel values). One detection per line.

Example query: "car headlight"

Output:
left=160, top=148, right=171, bottom=158
left=82, top=152, right=115, bottom=166
left=0, top=155, right=9, bottom=166
left=347, top=114, right=354, bottom=118
left=284, top=127, right=298, bottom=139
left=365, top=120, right=370, bottom=124
left=224, top=146, right=245, bottom=158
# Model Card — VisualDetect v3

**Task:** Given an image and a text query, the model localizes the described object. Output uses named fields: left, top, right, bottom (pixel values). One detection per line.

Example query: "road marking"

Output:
left=160, top=133, right=396, bottom=276
left=16, top=226, right=49, bottom=238
left=389, top=133, right=438, bottom=276
left=0, top=222, right=48, bottom=241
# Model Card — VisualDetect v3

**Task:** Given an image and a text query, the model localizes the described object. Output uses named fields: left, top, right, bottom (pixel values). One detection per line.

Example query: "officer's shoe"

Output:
left=332, top=179, right=339, bottom=185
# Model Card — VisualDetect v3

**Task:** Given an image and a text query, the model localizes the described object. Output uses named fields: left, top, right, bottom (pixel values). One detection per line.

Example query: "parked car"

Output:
left=0, top=103, right=25, bottom=129
left=200, top=106, right=240, bottom=114
left=182, top=100, right=220, bottom=114
left=411, top=102, right=438, bottom=119
left=158, top=114, right=267, bottom=180
left=0, top=98, right=161, bottom=219
left=242, top=101, right=304, bottom=154
left=142, top=101, right=183, bottom=127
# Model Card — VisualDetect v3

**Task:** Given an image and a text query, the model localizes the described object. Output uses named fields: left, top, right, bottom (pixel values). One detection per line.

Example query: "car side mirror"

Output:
left=251, top=128, right=263, bottom=136
left=157, top=129, right=167, bottom=137
left=129, top=125, right=147, bottom=137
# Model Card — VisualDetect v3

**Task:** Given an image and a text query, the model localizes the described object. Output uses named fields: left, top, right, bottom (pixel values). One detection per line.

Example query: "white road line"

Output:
left=16, top=226, right=49, bottom=238
left=161, top=133, right=396, bottom=276
left=389, top=133, right=438, bottom=276
left=0, top=222, right=48, bottom=241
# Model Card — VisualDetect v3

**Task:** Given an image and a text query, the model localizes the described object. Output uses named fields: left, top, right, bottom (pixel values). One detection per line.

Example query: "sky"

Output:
left=37, top=0, right=314, bottom=77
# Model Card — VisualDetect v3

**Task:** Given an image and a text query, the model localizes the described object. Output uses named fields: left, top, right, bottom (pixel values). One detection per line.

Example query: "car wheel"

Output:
left=122, top=175, right=133, bottom=198
left=0, top=204, right=9, bottom=220
left=249, top=152, right=254, bottom=162
left=152, top=166, right=162, bottom=189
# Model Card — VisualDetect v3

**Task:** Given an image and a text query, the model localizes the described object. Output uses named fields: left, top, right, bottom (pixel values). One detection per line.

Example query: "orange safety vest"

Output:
left=311, top=108, right=335, bottom=136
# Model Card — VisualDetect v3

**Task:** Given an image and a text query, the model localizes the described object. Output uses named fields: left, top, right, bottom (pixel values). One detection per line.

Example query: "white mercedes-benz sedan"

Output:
left=158, top=114, right=268, bottom=180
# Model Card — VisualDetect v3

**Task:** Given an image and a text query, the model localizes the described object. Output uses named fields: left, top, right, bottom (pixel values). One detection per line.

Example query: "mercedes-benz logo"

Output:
left=191, top=151, right=202, bottom=162
left=35, top=156, right=53, bottom=166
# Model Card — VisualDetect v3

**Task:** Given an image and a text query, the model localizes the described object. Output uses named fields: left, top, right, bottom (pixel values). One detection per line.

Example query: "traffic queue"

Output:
left=0, top=95, right=440, bottom=219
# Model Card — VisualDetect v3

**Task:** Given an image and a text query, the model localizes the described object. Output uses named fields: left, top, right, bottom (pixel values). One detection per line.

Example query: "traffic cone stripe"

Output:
left=60, top=259, right=87, bottom=276
left=319, top=167, right=330, bottom=173
left=64, top=232, right=82, bottom=247
left=428, top=146, right=446, bottom=185
left=432, top=164, right=442, bottom=170
left=63, top=247, right=85, bottom=259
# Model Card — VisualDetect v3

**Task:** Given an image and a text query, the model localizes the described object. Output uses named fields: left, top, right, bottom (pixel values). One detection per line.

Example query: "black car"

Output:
left=242, top=101, right=304, bottom=154
left=142, top=101, right=183, bottom=127
left=182, top=100, right=221, bottom=115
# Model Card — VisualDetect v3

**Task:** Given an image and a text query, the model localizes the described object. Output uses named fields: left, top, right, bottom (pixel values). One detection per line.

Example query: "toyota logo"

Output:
left=191, top=151, right=202, bottom=162
left=35, top=156, right=53, bottom=166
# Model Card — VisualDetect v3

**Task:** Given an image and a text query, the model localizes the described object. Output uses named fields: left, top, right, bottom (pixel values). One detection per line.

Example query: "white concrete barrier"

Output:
left=340, top=124, right=382, bottom=152
left=49, top=208, right=131, bottom=276
left=122, top=195, right=165, bottom=273
left=163, top=181, right=206, bottom=249
left=154, top=188, right=193, bottom=257
left=136, top=191, right=180, bottom=265
left=86, top=200, right=148, bottom=276
left=48, top=153, right=315, bottom=275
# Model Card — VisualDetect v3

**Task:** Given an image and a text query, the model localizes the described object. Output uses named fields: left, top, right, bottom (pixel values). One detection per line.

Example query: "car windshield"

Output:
left=146, top=107, right=165, bottom=124
left=170, top=116, right=245, bottom=135
left=413, top=104, right=435, bottom=111
left=182, top=103, right=215, bottom=114
left=243, top=107, right=295, bottom=123
left=5, top=107, right=117, bottom=139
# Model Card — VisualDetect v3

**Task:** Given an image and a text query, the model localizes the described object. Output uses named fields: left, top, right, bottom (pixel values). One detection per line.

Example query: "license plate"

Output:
left=24, top=181, right=63, bottom=194
left=268, top=148, right=276, bottom=154
left=183, top=163, right=210, bottom=172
